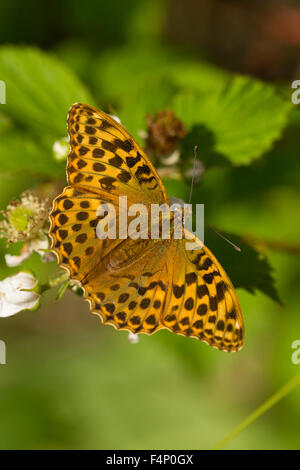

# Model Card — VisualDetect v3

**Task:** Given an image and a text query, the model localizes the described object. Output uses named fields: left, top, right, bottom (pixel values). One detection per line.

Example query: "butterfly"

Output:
left=49, top=103, right=244, bottom=351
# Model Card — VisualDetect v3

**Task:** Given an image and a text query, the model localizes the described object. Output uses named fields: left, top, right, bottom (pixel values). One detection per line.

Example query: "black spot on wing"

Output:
left=113, top=138, right=134, bottom=153
left=126, top=152, right=142, bottom=168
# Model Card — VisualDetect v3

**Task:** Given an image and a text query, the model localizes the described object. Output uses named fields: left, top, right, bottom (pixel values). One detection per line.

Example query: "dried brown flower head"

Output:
left=146, top=110, right=186, bottom=156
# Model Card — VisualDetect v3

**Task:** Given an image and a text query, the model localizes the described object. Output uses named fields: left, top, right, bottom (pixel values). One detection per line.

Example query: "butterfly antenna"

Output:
left=188, top=146, right=240, bottom=252
left=188, top=145, right=198, bottom=204
left=208, top=224, right=241, bottom=252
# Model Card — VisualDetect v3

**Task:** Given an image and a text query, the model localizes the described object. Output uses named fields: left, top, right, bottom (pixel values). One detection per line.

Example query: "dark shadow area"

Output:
left=0, top=0, right=140, bottom=50
left=205, top=228, right=282, bottom=304
left=180, top=124, right=230, bottom=169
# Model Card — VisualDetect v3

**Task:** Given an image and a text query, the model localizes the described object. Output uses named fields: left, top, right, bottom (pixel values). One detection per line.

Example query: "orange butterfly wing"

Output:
left=49, top=103, right=244, bottom=351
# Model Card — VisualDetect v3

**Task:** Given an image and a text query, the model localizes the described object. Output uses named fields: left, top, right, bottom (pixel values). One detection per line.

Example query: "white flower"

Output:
left=0, top=190, right=50, bottom=244
left=30, top=237, right=54, bottom=262
left=161, top=149, right=181, bottom=166
left=109, top=114, right=122, bottom=125
left=138, top=129, right=148, bottom=140
left=0, top=272, right=40, bottom=318
left=5, top=236, right=54, bottom=267
left=52, top=137, right=69, bottom=161
left=5, top=253, right=30, bottom=268
left=128, top=332, right=139, bottom=344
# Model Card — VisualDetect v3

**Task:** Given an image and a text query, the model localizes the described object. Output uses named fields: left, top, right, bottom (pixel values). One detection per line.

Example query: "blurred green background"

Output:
left=0, top=0, right=300, bottom=450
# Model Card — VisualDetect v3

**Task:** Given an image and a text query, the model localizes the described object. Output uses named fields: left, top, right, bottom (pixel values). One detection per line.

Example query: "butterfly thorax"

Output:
left=106, top=239, right=153, bottom=272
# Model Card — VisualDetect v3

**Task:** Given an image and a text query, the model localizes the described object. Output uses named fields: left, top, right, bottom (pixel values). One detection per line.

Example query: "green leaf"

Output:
left=205, top=229, right=282, bottom=304
left=173, top=77, right=292, bottom=165
left=0, top=111, right=12, bottom=134
left=92, top=44, right=227, bottom=106
left=56, top=281, right=70, bottom=301
left=119, top=76, right=179, bottom=141
left=0, top=46, right=93, bottom=138
left=0, top=130, right=63, bottom=177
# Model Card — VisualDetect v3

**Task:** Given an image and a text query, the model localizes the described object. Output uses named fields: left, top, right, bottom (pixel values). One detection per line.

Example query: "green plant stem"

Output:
left=48, top=271, right=69, bottom=289
left=242, top=235, right=300, bottom=255
left=213, top=372, right=300, bottom=450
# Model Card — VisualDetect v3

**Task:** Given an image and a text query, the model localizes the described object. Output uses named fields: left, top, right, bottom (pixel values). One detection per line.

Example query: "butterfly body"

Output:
left=49, top=103, right=244, bottom=351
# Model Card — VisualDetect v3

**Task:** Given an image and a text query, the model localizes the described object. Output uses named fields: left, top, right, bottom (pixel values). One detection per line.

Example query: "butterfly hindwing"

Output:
left=161, top=233, right=244, bottom=351
left=82, top=239, right=170, bottom=335
left=79, top=230, right=244, bottom=351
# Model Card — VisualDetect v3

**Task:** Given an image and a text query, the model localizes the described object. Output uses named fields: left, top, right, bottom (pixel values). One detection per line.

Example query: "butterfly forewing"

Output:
left=67, top=103, right=168, bottom=204
left=50, top=186, right=120, bottom=283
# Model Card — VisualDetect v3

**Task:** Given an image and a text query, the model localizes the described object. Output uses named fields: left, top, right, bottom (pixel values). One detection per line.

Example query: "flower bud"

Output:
left=128, top=332, right=139, bottom=344
left=52, top=137, right=69, bottom=161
